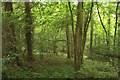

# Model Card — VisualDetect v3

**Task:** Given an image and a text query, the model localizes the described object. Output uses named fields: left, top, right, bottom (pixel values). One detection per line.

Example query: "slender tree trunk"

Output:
left=113, top=2, right=119, bottom=66
left=118, top=2, right=120, bottom=77
left=3, top=2, right=21, bottom=66
left=74, top=2, right=83, bottom=71
left=107, top=20, right=110, bottom=54
left=94, top=33, right=97, bottom=47
left=4, top=3, right=15, bottom=53
left=90, top=18, right=93, bottom=54
left=53, top=42, right=57, bottom=55
left=82, top=2, right=93, bottom=56
left=97, top=2, right=112, bottom=62
left=118, top=15, right=120, bottom=78
left=81, top=2, right=93, bottom=64
left=106, top=8, right=111, bottom=61
left=66, top=7, right=70, bottom=58
left=4, top=2, right=16, bottom=55
left=68, top=2, right=74, bottom=58
left=68, top=2, right=74, bottom=39
left=66, top=30, right=70, bottom=58
left=25, top=2, right=33, bottom=62
left=96, top=2, right=109, bottom=53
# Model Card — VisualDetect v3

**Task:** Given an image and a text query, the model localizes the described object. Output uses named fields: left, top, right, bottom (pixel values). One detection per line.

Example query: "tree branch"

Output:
left=86, top=1, right=94, bottom=29
left=96, top=2, right=107, bottom=35
left=84, top=1, right=94, bottom=32
left=114, top=2, right=119, bottom=46
left=68, top=2, right=75, bottom=38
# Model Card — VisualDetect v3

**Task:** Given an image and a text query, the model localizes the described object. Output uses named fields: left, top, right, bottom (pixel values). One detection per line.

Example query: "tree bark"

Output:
left=82, top=2, right=93, bottom=55
left=68, top=2, right=74, bottom=58
left=4, top=2, right=16, bottom=55
left=68, top=2, right=74, bottom=38
left=113, top=2, right=119, bottom=66
left=74, top=2, right=83, bottom=71
left=90, top=18, right=93, bottom=54
left=25, top=2, right=33, bottom=62
left=66, top=6, right=70, bottom=58
left=3, top=2, right=21, bottom=66
left=118, top=1, right=120, bottom=77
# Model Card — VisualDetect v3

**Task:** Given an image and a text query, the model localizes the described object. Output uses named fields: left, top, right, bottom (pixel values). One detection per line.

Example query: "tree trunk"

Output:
left=94, top=33, right=97, bottom=47
left=113, top=2, right=119, bottom=66
left=107, top=22, right=110, bottom=54
left=90, top=18, right=93, bottom=54
left=118, top=17, right=120, bottom=78
left=96, top=2, right=109, bottom=54
left=118, top=2, right=120, bottom=77
left=3, top=2, right=21, bottom=66
left=66, top=7, right=70, bottom=58
left=82, top=2, right=93, bottom=55
left=25, top=2, right=33, bottom=62
left=68, top=2, right=74, bottom=39
left=80, top=2, right=93, bottom=65
left=74, top=2, right=83, bottom=71
left=106, top=8, right=111, bottom=61
left=3, top=2, right=16, bottom=56
left=53, top=42, right=57, bottom=55
left=68, top=2, right=74, bottom=58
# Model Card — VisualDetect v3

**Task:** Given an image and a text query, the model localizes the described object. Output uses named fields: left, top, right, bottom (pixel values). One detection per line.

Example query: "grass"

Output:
left=2, top=53, right=118, bottom=78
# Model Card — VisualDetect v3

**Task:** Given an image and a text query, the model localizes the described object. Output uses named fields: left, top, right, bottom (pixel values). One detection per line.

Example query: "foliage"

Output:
left=79, top=60, right=118, bottom=78
left=2, top=54, right=118, bottom=78
left=2, top=2, right=120, bottom=78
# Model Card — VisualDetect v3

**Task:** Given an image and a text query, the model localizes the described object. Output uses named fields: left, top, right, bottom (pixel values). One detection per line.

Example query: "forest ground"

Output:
left=2, top=53, right=118, bottom=78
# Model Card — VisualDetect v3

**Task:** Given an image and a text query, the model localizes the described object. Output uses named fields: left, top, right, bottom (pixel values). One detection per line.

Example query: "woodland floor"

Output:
left=2, top=53, right=118, bottom=78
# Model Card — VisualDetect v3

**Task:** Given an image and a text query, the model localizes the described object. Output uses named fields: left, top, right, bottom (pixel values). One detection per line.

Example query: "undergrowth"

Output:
left=2, top=54, right=118, bottom=78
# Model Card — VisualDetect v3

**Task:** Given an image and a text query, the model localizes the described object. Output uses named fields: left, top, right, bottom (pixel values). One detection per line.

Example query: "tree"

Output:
left=68, top=2, right=74, bottom=58
left=3, top=2, right=16, bottom=56
left=74, top=1, right=83, bottom=71
left=25, top=2, right=34, bottom=62
left=66, top=5, right=71, bottom=58
left=113, top=2, right=119, bottom=66
left=90, top=16, right=93, bottom=54
left=82, top=2, right=93, bottom=55
left=96, top=2, right=109, bottom=54
left=68, top=2, right=75, bottom=39
left=118, top=1, right=120, bottom=77
left=3, top=2, right=22, bottom=66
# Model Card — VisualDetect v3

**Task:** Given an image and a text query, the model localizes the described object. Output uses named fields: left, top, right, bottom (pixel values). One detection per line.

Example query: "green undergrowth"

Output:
left=79, top=60, right=118, bottom=78
left=2, top=54, right=118, bottom=78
